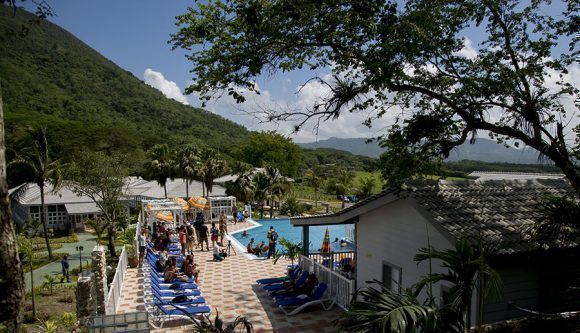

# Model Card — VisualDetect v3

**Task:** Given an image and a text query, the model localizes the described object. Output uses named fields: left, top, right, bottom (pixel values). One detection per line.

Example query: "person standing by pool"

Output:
left=178, top=226, right=187, bottom=256
left=210, top=222, right=219, bottom=248
left=186, top=225, right=195, bottom=254
left=231, top=205, right=238, bottom=225
left=199, top=223, right=210, bottom=251
left=219, top=213, right=228, bottom=245
left=266, top=226, right=278, bottom=259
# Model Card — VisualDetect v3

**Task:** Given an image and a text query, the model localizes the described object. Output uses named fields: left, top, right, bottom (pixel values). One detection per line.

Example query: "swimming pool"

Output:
left=231, top=218, right=355, bottom=253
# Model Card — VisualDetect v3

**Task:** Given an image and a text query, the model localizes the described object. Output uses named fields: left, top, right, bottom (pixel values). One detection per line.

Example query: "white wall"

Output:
left=356, top=200, right=453, bottom=302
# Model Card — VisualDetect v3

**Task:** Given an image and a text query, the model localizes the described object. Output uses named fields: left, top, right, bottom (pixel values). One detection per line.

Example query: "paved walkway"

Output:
left=117, top=221, right=343, bottom=332
left=25, top=233, right=98, bottom=291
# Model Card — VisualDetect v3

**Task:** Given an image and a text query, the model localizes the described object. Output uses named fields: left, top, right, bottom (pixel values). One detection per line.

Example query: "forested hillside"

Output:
left=0, top=5, right=248, bottom=179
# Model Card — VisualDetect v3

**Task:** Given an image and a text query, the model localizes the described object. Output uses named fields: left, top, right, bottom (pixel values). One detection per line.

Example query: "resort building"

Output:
left=10, top=182, right=101, bottom=232
left=10, top=177, right=229, bottom=231
left=292, top=179, right=580, bottom=326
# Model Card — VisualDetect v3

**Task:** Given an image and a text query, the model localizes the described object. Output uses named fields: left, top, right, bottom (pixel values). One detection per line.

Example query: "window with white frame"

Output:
left=382, top=261, right=402, bottom=294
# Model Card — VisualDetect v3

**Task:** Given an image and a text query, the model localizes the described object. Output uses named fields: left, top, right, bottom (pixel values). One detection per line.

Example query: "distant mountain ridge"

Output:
left=298, top=137, right=543, bottom=164
left=0, top=5, right=248, bottom=171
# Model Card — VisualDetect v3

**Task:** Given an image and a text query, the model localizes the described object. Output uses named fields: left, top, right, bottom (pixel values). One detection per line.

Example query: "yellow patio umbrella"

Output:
left=188, top=196, right=209, bottom=210
left=155, top=210, right=173, bottom=222
left=173, top=197, right=189, bottom=210
left=321, top=227, right=331, bottom=253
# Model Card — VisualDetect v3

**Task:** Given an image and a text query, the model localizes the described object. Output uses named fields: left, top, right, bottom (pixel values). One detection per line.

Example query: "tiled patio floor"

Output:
left=117, top=220, right=343, bottom=332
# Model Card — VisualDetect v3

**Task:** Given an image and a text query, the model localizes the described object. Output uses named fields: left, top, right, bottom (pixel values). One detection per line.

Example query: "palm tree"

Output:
left=252, top=172, right=272, bottom=219
left=336, top=238, right=502, bottom=332
left=273, top=238, right=302, bottom=266
left=145, top=144, right=174, bottom=198
left=176, top=144, right=201, bottom=197
left=413, top=237, right=502, bottom=331
left=199, top=148, right=227, bottom=196
left=9, top=127, right=62, bottom=259
left=336, top=281, right=440, bottom=333
left=332, top=168, right=353, bottom=208
left=264, top=166, right=281, bottom=217
left=304, top=169, right=322, bottom=207
left=17, top=235, right=35, bottom=318
left=357, top=175, right=377, bottom=199
left=225, top=170, right=255, bottom=203
left=42, top=274, right=57, bottom=295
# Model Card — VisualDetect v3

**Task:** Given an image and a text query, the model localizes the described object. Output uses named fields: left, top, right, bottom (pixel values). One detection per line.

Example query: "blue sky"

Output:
left=20, top=1, right=578, bottom=143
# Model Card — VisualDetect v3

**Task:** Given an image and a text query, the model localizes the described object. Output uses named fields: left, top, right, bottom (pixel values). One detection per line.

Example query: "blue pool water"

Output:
left=232, top=218, right=354, bottom=252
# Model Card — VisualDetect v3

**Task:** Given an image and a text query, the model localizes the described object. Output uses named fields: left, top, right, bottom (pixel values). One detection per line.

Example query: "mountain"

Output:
left=0, top=5, right=248, bottom=169
left=298, top=137, right=542, bottom=164
left=298, top=137, right=385, bottom=158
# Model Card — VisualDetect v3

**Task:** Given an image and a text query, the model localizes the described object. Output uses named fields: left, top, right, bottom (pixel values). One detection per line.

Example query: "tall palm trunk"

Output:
left=107, top=225, right=116, bottom=257
left=163, top=183, right=167, bottom=198
left=30, top=261, right=35, bottom=318
left=39, top=185, right=53, bottom=259
left=0, top=82, right=25, bottom=331
left=186, top=180, right=189, bottom=197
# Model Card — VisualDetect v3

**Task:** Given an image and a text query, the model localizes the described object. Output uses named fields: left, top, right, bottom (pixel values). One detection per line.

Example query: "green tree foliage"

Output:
left=175, top=144, right=202, bottom=198
left=198, top=147, right=228, bottom=196
left=326, top=168, right=354, bottom=208
left=534, top=195, right=580, bottom=248
left=66, top=151, right=128, bottom=257
left=235, top=131, right=301, bottom=177
left=171, top=0, right=580, bottom=195
left=273, top=237, right=302, bottom=266
left=0, top=5, right=249, bottom=183
left=145, top=144, right=174, bottom=199
left=304, top=169, right=323, bottom=207
left=252, top=172, right=272, bottom=219
left=279, top=197, right=306, bottom=217
left=337, top=238, right=502, bottom=332
left=356, top=175, right=378, bottom=199
left=301, top=148, right=377, bottom=173
left=8, top=127, right=62, bottom=259
left=225, top=170, right=255, bottom=203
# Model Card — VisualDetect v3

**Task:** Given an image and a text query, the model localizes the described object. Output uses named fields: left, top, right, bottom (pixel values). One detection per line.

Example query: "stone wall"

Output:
left=75, top=274, right=92, bottom=326
left=91, top=245, right=108, bottom=315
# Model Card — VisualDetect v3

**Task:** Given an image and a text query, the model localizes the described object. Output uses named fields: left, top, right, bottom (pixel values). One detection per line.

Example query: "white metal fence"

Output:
left=106, top=246, right=128, bottom=315
left=298, top=254, right=355, bottom=310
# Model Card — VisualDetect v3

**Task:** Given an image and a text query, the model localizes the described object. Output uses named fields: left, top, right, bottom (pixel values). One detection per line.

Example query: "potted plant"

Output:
left=273, top=238, right=303, bottom=266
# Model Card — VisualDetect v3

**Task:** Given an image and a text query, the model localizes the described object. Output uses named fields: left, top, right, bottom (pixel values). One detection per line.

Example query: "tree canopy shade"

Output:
left=171, top=0, right=580, bottom=195
left=235, top=131, right=302, bottom=177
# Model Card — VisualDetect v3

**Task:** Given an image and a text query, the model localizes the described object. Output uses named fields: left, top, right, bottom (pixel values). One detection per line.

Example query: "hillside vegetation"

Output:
left=0, top=5, right=248, bottom=181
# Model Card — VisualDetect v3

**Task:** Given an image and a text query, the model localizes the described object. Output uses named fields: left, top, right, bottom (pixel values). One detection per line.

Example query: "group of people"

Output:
left=246, top=226, right=278, bottom=259
left=153, top=250, right=201, bottom=283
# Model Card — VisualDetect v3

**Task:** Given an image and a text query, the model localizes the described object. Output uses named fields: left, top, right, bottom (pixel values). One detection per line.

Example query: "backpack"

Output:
left=271, top=231, right=278, bottom=242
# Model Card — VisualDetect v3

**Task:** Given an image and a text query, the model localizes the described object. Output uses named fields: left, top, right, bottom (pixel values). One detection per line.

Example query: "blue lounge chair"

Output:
left=149, top=301, right=210, bottom=329
left=263, top=271, right=309, bottom=292
left=275, top=283, right=334, bottom=315
left=150, top=291, right=206, bottom=306
left=256, top=266, right=301, bottom=285
left=151, top=284, right=200, bottom=297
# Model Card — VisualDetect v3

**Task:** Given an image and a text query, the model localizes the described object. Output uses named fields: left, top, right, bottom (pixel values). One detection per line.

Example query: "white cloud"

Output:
left=143, top=68, right=189, bottom=105
left=456, top=37, right=477, bottom=59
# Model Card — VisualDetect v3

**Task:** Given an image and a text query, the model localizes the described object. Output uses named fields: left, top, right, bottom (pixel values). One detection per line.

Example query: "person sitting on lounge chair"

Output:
left=163, top=257, right=189, bottom=283
left=273, top=273, right=318, bottom=297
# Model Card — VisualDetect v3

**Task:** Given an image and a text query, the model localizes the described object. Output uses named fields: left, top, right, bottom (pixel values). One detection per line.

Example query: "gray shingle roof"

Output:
left=292, top=179, right=576, bottom=254
left=406, top=179, right=575, bottom=254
